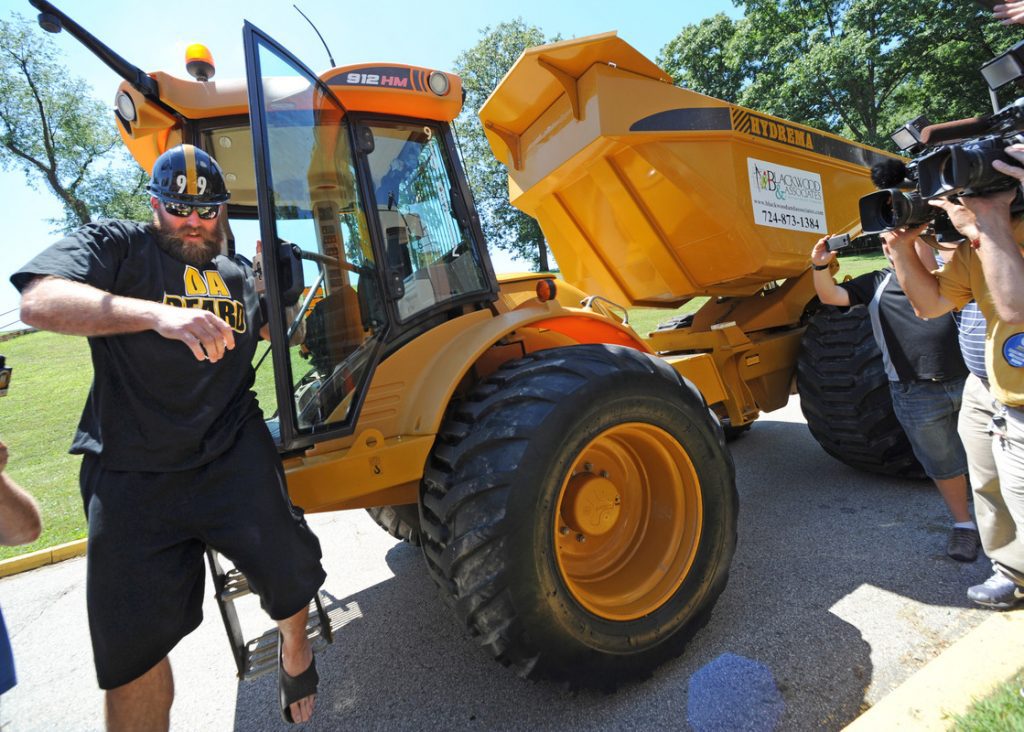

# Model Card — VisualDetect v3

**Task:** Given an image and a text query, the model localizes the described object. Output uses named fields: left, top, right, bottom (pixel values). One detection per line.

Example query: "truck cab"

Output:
left=113, top=27, right=500, bottom=454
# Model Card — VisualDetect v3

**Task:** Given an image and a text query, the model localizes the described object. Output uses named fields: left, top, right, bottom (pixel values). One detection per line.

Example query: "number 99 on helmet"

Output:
left=147, top=144, right=230, bottom=205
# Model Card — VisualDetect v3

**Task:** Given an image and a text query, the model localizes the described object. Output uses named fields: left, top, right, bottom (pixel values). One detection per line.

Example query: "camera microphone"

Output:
left=871, top=159, right=910, bottom=188
left=919, top=116, right=991, bottom=145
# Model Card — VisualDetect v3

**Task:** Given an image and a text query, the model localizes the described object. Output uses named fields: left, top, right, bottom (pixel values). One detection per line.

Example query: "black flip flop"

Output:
left=279, top=633, right=319, bottom=724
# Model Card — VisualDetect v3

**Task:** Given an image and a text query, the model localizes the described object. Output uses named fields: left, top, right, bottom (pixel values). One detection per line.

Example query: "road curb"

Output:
left=844, top=608, right=1024, bottom=730
left=0, top=538, right=86, bottom=578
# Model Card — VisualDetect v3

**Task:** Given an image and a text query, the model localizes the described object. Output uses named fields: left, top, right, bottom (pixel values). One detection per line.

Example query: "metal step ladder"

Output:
left=205, top=547, right=333, bottom=680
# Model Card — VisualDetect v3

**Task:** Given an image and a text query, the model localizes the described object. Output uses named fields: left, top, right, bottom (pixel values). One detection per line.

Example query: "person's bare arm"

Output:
left=810, top=236, right=851, bottom=306
left=973, top=215, right=1024, bottom=324
left=913, top=238, right=940, bottom=272
left=930, top=168, right=1024, bottom=324
left=19, top=276, right=236, bottom=362
left=0, top=442, right=40, bottom=547
left=971, top=147, right=1024, bottom=323
left=885, top=226, right=956, bottom=318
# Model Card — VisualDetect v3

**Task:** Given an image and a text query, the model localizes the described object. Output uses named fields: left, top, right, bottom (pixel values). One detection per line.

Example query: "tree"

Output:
left=453, top=20, right=558, bottom=271
left=0, top=13, right=149, bottom=234
left=658, top=0, right=1021, bottom=151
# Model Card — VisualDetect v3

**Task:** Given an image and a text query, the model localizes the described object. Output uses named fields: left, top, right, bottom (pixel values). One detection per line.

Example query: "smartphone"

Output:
left=825, top=234, right=851, bottom=252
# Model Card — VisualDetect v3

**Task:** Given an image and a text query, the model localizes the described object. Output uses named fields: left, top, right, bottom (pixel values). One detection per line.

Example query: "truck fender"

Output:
left=366, top=304, right=650, bottom=439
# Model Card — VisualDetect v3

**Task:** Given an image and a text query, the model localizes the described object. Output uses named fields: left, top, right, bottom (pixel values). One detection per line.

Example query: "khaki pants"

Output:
left=958, top=373, right=1024, bottom=584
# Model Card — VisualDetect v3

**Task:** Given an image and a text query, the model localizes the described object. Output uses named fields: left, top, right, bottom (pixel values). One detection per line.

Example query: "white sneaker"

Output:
left=967, top=571, right=1024, bottom=610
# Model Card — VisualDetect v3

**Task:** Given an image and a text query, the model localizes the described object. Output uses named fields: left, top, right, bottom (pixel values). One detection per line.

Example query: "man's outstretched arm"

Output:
left=19, top=276, right=235, bottom=362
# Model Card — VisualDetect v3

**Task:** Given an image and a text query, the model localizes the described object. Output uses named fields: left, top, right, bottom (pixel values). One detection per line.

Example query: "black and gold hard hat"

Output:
left=146, top=144, right=230, bottom=205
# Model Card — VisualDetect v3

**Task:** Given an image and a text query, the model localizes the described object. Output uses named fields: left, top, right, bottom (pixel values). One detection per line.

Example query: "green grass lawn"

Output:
left=0, top=331, right=92, bottom=559
left=951, top=669, right=1024, bottom=731
left=833, top=250, right=891, bottom=280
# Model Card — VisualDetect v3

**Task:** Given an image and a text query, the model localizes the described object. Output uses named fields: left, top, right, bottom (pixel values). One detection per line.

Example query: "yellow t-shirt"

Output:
left=936, top=240, right=1024, bottom=406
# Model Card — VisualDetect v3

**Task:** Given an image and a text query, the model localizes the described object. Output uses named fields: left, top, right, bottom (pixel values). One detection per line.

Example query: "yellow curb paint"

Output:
left=51, top=540, right=88, bottom=563
left=0, top=539, right=87, bottom=579
left=844, top=609, right=1024, bottom=730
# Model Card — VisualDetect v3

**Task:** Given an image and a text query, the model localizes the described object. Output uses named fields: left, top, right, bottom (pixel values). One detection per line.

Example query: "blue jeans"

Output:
left=889, top=377, right=969, bottom=480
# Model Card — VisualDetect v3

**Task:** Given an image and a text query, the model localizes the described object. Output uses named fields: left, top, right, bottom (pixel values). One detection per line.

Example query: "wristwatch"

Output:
left=812, top=263, right=830, bottom=271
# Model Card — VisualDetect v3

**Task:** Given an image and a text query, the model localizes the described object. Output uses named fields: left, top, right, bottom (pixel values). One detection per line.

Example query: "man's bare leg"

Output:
left=278, top=606, right=315, bottom=723
left=935, top=474, right=972, bottom=523
left=105, top=656, right=173, bottom=732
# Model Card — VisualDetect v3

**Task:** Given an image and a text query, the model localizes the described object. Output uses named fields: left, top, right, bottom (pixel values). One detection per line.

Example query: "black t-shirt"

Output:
left=839, top=268, right=966, bottom=383
left=11, top=220, right=265, bottom=472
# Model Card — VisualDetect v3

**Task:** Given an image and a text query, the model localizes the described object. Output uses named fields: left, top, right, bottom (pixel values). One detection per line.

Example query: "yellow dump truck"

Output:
left=31, top=0, right=912, bottom=688
left=479, top=34, right=920, bottom=479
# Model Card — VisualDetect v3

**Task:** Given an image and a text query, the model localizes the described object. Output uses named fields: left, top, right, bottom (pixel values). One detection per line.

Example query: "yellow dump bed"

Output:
left=480, top=33, right=898, bottom=306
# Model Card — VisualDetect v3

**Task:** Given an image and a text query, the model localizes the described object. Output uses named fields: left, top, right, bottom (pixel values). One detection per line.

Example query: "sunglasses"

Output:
left=163, top=201, right=220, bottom=220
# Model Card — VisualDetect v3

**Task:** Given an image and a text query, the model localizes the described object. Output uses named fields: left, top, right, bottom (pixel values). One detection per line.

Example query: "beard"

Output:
left=151, top=219, right=224, bottom=267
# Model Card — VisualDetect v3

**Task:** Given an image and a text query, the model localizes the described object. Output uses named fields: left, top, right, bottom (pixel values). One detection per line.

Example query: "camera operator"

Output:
left=810, top=237, right=978, bottom=562
left=886, top=143, right=1024, bottom=609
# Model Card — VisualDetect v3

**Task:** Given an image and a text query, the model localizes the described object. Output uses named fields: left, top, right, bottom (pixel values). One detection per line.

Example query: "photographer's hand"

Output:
left=991, top=144, right=1024, bottom=185
left=810, top=236, right=836, bottom=268
left=993, top=1, right=1024, bottom=24
left=930, top=188, right=1016, bottom=246
left=880, top=225, right=927, bottom=254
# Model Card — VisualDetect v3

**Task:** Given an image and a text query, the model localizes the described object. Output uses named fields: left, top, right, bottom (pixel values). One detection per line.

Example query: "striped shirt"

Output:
left=954, top=301, right=988, bottom=380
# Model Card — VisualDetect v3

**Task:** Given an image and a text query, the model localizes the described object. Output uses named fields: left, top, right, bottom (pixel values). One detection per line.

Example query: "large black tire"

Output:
left=419, top=344, right=738, bottom=687
left=365, top=505, right=421, bottom=546
left=797, top=306, right=924, bottom=478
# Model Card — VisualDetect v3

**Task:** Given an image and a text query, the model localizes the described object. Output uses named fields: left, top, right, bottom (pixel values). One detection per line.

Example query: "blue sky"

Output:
left=0, top=0, right=742, bottom=325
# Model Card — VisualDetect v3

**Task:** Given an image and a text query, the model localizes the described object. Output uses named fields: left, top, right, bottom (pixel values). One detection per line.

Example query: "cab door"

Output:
left=243, top=23, right=386, bottom=452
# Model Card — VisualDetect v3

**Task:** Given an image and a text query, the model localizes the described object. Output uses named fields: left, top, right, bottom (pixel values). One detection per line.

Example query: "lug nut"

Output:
left=583, top=462, right=593, bottom=472
left=559, top=526, right=570, bottom=536
left=599, top=470, right=609, bottom=478
left=576, top=533, right=587, bottom=543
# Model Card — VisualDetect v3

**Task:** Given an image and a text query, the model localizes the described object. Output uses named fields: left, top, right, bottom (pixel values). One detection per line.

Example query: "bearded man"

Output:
left=10, top=145, right=325, bottom=729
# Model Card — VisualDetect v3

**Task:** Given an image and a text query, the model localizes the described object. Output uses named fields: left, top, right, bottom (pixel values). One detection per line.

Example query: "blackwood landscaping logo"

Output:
left=747, top=158, right=827, bottom=234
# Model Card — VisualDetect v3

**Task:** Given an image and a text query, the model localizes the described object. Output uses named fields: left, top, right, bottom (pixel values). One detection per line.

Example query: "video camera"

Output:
left=860, top=40, right=1024, bottom=237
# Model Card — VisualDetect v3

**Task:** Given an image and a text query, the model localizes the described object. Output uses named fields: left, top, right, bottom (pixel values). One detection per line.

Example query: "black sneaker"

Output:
left=967, top=571, right=1024, bottom=610
left=947, top=527, right=981, bottom=562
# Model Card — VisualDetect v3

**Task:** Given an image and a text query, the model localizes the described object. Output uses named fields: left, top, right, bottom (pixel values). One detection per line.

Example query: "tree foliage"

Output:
left=453, top=19, right=558, bottom=271
left=0, top=13, right=149, bottom=234
left=658, top=0, right=1022, bottom=150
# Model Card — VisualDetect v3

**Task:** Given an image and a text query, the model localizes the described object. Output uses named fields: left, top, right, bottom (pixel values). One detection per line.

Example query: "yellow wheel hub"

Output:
left=554, top=422, right=702, bottom=621
left=562, top=473, right=621, bottom=536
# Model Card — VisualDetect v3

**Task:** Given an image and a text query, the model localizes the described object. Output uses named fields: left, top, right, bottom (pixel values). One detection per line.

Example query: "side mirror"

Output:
left=356, top=267, right=388, bottom=331
left=277, top=240, right=305, bottom=306
left=355, top=125, right=375, bottom=155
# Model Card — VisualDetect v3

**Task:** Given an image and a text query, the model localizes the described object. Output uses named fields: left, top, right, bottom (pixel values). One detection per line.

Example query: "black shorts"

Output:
left=80, top=417, right=326, bottom=690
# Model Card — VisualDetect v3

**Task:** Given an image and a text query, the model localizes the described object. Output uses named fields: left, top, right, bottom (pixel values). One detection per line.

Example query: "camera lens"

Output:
left=917, top=148, right=953, bottom=198
left=859, top=190, right=894, bottom=233
left=948, top=142, right=1019, bottom=195
left=859, top=189, right=934, bottom=232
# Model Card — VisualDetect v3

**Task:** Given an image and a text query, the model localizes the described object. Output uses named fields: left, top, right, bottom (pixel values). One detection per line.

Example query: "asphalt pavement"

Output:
left=0, top=396, right=1000, bottom=731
